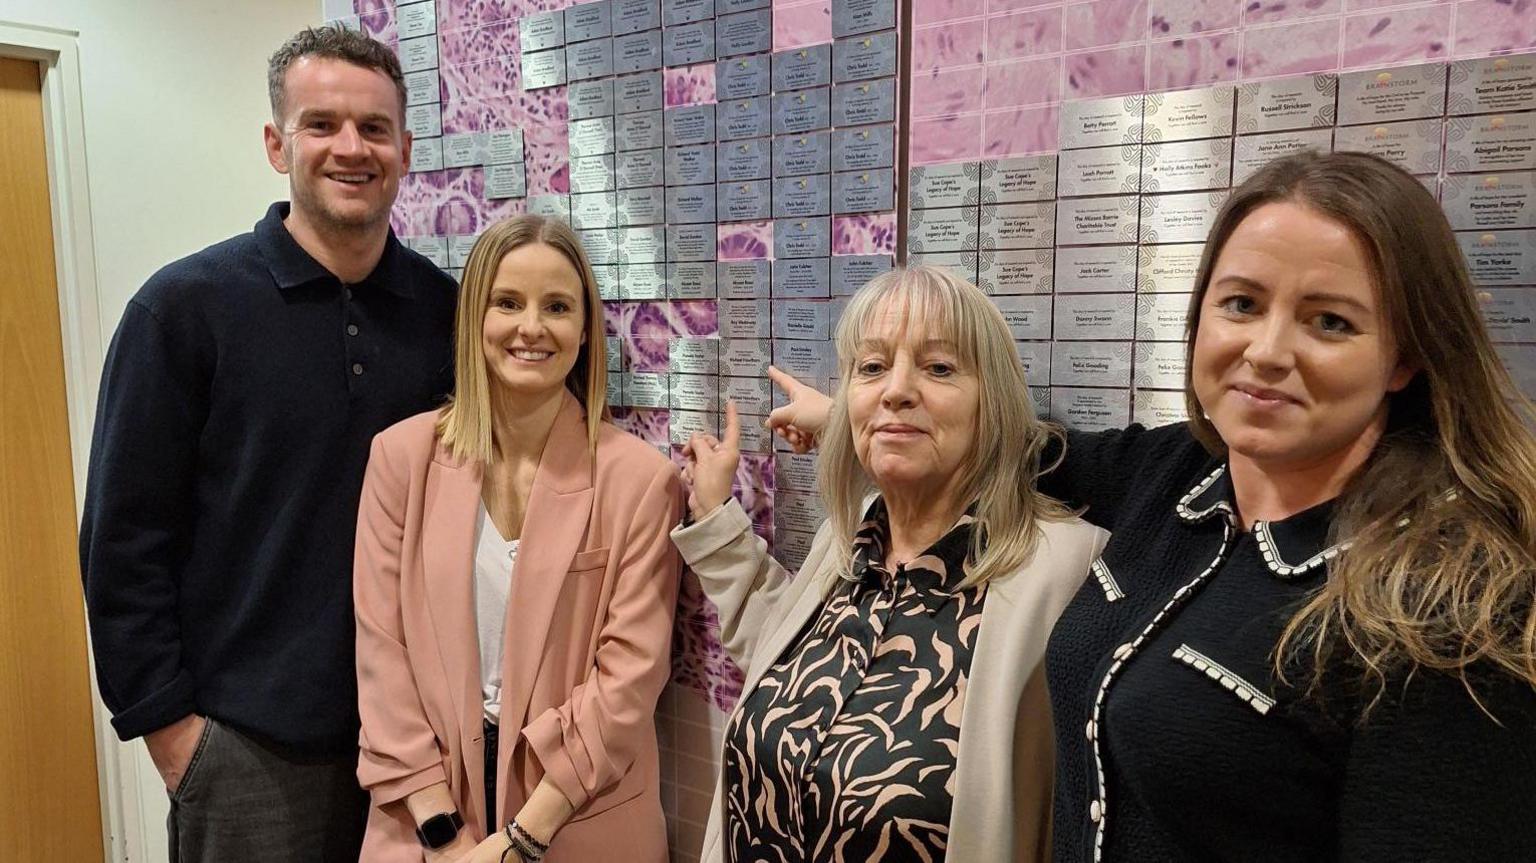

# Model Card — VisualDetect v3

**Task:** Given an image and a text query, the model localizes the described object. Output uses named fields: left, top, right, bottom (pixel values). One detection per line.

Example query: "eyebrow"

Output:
left=854, top=337, right=960, bottom=352
left=292, top=108, right=395, bottom=128
left=1211, top=275, right=1374, bottom=314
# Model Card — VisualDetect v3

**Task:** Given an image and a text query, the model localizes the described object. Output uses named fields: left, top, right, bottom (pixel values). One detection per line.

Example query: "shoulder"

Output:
left=395, top=243, right=458, bottom=306
left=131, top=232, right=260, bottom=321
left=991, top=517, right=1105, bottom=600
left=371, top=409, right=446, bottom=463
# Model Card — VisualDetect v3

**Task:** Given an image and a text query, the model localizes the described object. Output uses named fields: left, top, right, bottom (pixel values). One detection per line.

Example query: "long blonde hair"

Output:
left=436, top=215, right=609, bottom=463
left=1183, top=152, right=1536, bottom=705
left=818, top=265, right=1069, bottom=587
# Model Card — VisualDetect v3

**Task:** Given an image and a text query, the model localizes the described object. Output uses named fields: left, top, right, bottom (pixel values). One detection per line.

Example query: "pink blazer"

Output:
left=353, top=393, right=682, bottom=862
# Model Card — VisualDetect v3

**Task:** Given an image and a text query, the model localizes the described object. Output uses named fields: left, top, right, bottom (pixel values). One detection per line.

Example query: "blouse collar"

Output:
left=1176, top=463, right=1346, bottom=581
left=848, top=497, right=976, bottom=610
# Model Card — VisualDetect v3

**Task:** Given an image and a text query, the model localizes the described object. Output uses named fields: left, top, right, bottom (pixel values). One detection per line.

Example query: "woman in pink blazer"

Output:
left=353, top=215, right=682, bottom=863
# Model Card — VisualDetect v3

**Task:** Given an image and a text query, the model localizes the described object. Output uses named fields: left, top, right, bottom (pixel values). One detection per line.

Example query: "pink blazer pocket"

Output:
left=570, top=547, right=610, bottom=573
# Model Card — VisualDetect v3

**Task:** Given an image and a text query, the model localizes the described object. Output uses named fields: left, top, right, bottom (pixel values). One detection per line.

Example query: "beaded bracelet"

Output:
left=503, top=822, right=547, bottom=862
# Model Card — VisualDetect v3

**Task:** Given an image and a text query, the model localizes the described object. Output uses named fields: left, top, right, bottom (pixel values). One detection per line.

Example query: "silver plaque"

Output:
left=910, top=162, right=981, bottom=209
left=527, top=194, right=571, bottom=222
left=719, top=260, right=770, bottom=298
left=411, top=137, right=443, bottom=172
left=1334, top=118, right=1443, bottom=175
left=1136, top=292, right=1192, bottom=341
left=1132, top=388, right=1188, bottom=428
left=1442, top=173, right=1536, bottom=231
left=978, top=249, right=1054, bottom=296
left=406, top=104, right=442, bottom=139
left=994, top=294, right=1054, bottom=341
left=522, top=48, right=568, bottom=89
left=1232, top=127, right=1332, bottom=184
left=775, top=217, right=832, bottom=259
left=665, top=185, right=717, bottom=224
left=1058, top=144, right=1142, bottom=197
left=669, top=337, right=720, bottom=374
left=404, top=69, right=440, bottom=107
left=716, top=9, right=772, bottom=58
left=1050, top=341, right=1133, bottom=387
left=772, top=300, right=832, bottom=340
left=1457, top=230, right=1536, bottom=285
left=980, top=201, right=1057, bottom=250
left=832, top=124, right=895, bottom=171
left=832, top=254, right=892, bottom=295
left=664, top=21, right=716, bottom=67
left=1055, top=245, right=1138, bottom=294
left=773, top=131, right=832, bottom=176
left=720, top=96, right=772, bottom=141
left=773, top=44, right=832, bottom=91
left=909, top=252, right=977, bottom=283
left=665, top=104, right=716, bottom=146
left=1133, top=341, right=1187, bottom=389
left=1141, top=138, right=1233, bottom=193
left=613, top=30, right=663, bottom=74
left=565, top=0, right=612, bottom=42
left=833, top=169, right=895, bottom=214
left=719, top=179, right=773, bottom=221
left=620, top=262, right=667, bottom=299
left=1481, top=287, right=1536, bottom=342
left=833, top=31, right=897, bottom=83
left=1140, top=190, right=1228, bottom=245
left=1055, top=195, right=1139, bottom=246
left=616, top=71, right=664, bottom=113
left=617, top=225, right=667, bottom=261
left=832, top=78, right=896, bottom=126
left=1338, top=63, right=1447, bottom=126
left=617, top=110, right=664, bottom=151
left=773, top=87, right=832, bottom=135
left=617, top=187, right=666, bottom=226
left=1448, top=54, right=1536, bottom=116
left=566, top=38, right=615, bottom=82
left=569, top=78, right=616, bottom=119
left=1236, top=73, right=1337, bottom=133
left=1050, top=386, right=1131, bottom=431
left=571, top=191, right=618, bottom=228
left=1054, top=293, right=1136, bottom=341
left=718, top=54, right=771, bottom=99
left=662, top=0, right=713, bottom=26
left=720, top=300, right=771, bottom=338
left=980, top=155, right=1058, bottom=203
left=578, top=228, right=619, bottom=264
left=833, top=0, right=897, bottom=37
left=519, top=11, right=566, bottom=51
left=667, top=223, right=717, bottom=261
left=775, top=174, right=832, bottom=218
left=569, top=116, right=617, bottom=158
left=772, top=257, right=832, bottom=298
left=665, top=143, right=715, bottom=185
left=486, top=130, right=524, bottom=165
left=570, top=154, right=617, bottom=193
left=398, top=36, right=440, bottom=74
left=613, top=0, right=661, bottom=35
left=668, top=261, right=719, bottom=299
left=397, top=1, right=437, bottom=39
left=908, top=207, right=979, bottom=253
left=617, top=149, right=665, bottom=188
left=1142, top=85, right=1235, bottom=143
left=1137, top=242, right=1205, bottom=293
left=1445, top=113, right=1536, bottom=173
left=718, top=138, right=772, bottom=181
left=1059, top=95, right=1144, bottom=149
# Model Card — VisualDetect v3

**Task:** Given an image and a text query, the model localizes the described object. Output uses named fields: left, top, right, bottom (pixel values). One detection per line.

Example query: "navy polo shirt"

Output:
left=81, top=202, right=456, bottom=753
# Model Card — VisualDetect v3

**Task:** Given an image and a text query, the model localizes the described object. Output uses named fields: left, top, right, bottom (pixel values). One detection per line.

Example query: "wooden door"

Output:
left=0, top=55, right=106, bottom=861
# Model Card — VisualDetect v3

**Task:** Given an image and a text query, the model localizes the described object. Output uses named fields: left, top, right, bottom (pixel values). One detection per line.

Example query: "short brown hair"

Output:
left=437, top=215, right=611, bottom=463
left=267, top=26, right=407, bottom=122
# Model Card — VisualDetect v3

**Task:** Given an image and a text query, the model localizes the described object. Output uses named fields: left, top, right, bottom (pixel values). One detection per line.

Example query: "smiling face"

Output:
left=1192, top=201, right=1416, bottom=472
left=481, top=242, right=587, bottom=406
left=263, top=57, right=410, bottom=235
left=846, top=299, right=981, bottom=505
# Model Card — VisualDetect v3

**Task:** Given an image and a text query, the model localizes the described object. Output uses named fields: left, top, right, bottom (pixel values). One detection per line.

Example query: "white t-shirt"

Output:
left=474, top=503, right=519, bottom=724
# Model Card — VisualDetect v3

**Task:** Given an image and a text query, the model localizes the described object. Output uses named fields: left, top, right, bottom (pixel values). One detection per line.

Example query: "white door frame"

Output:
left=0, top=19, right=143, bottom=863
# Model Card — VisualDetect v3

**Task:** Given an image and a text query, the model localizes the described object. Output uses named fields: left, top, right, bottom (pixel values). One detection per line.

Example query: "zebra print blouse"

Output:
left=722, top=498, right=987, bottom=862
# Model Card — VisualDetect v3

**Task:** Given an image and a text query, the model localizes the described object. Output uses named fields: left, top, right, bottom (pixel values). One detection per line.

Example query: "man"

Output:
left=80, top=26, right=455, bottom=861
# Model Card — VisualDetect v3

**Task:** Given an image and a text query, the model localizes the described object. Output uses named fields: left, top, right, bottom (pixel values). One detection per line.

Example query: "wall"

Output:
left=342, top=1, right=1535, bottom=861
left=0, top=2, right=317, bottom=858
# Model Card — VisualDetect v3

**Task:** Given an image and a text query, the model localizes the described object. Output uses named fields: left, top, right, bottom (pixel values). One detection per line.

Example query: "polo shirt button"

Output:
left=347, top=324, right=359, bottom=336
left=1090, top=800, right=1103, bottom=823
left=1113, top=642, right=1134, bottom=660
left=352, top=363, right=364, bottom=376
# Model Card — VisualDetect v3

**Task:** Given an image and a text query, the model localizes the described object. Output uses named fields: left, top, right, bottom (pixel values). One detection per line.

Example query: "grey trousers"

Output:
left=166, top=718, right=368, bottom=863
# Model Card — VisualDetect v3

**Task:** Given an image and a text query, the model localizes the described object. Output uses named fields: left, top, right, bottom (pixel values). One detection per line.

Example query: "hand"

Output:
left=425, top=830, right=479, bottom=863
left=144, top=713, right=208, bottom=794
left=765, top=366, right=831, bottom=453
left=452, top=830, right=517, bottom=863
left=682, top=400, right=741, bottom=521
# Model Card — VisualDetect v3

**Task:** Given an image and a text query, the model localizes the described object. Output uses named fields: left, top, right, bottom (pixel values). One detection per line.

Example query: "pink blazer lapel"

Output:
left=498, top=393, right=595, bottom=750
left=420, top=448, right=489, bottom=828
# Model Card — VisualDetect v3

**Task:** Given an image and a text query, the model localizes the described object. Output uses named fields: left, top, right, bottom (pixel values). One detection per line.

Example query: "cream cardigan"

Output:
left=671, top=499, right=1108, bottom=863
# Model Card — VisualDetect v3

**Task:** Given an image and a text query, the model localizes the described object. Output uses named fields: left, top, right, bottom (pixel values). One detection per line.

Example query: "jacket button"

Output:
left=1086, top=719, right=1097, bottom=741
left=1090, top=800, right=1103, bottom=823
left=1113, top=642, right=1134, bottom=660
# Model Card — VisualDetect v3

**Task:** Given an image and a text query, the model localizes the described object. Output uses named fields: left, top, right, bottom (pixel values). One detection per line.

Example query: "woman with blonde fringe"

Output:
left=672, top=265, right=1107, bottom=862
left=767, top=152, right=1536, bottom=862
left=352, top=215, right=681, bottom=863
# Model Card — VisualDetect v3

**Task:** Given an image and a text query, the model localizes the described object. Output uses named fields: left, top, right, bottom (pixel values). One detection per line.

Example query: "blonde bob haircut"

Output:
left=436, top=215, right=609, bottom=463
left=817, top=265, right=1069, bottom=588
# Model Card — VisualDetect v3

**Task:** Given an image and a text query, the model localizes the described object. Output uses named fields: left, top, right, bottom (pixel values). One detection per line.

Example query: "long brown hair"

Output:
left=437, top=215, right=609, bottom=463
left=1183, top=151, right=1536, bottom=707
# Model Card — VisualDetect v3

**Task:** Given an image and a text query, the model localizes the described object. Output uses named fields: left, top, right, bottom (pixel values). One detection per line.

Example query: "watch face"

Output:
left=419, top=812, right=462, bottom=849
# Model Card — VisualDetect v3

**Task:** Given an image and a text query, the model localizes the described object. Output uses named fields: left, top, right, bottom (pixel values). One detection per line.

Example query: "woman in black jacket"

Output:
left=766, top=152, right=1536, bottom=862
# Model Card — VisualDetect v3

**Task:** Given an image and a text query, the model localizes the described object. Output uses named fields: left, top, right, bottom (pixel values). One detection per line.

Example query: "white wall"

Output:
left=0, top=2, right=317, bottom=859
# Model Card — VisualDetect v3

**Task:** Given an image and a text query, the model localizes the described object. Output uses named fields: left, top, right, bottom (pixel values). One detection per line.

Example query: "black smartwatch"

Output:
left=415, top=811, right=464, bottom=850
